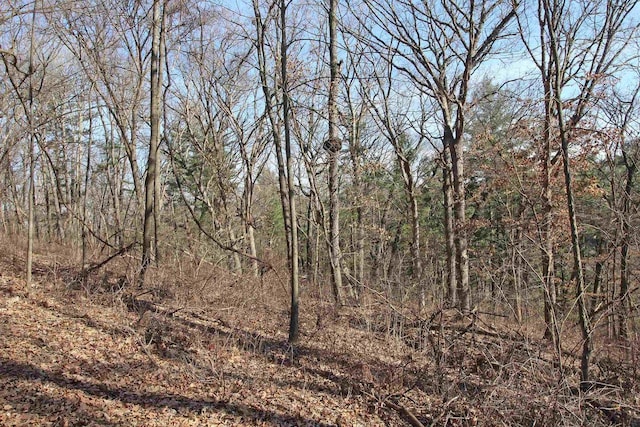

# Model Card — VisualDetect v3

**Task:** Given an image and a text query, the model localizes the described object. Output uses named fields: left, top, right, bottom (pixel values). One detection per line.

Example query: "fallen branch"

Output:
left=81, top=242, right=137, bottom=277
left=386, top=398, right=425, bottom=427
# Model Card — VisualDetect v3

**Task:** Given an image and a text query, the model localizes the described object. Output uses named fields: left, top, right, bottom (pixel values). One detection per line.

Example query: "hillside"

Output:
left=0, top=243, right=638, bottom=426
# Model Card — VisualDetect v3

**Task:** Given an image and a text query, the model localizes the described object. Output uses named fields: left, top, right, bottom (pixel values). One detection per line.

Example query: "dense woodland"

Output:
left=1, top=0, right=640, bottom=425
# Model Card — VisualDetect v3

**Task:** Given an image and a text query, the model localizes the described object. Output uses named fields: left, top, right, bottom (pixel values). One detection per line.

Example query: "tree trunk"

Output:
left=619, top=153, right=635, bottom=338
left=26, top=1, right=38, bottom=288
left=554, top=86, right=592, bottom=385
left=347, top=110, right=365, bottom=294
left=228, top=225, right=242, bottom=273
left=541, top=74, right=559, bottom=345
left=446, top=127, right=470, bottom=312
left=327, top=0, right=344, bottom=306
left=280, top=0, right=300, bottom=343
left=512, top=228, right=524, bottom=323
left=409, top=185, right=423, bottom=310
left=141, top=0, right=163, bottom=283
left=81, top=92, right=93, bottom=270
left=560, top=132, right=592, bottom=386
left=252, top=0, right=291, bottom=261
left=26, top=133, right=35, bottom=287
left=443, top=154, right=456, bottom=306
left=154, top=8, right=166, bottom=266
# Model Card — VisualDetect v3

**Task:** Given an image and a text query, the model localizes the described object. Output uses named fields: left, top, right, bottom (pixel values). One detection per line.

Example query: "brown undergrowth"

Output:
left=0, top=238, right=638, bottom=426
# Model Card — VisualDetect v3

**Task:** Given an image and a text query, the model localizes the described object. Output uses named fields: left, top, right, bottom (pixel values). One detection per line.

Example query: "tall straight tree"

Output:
left=251, top=0, right=300, bottom=341
left=327, top=0, right=345, bottom=305
left=26, top=1, right=37, bottom=287
left=141, top=0, right=165, bottom=282
left=280, top=0, right=300, bottom=343
left=548, top=0, right=637, bottom=386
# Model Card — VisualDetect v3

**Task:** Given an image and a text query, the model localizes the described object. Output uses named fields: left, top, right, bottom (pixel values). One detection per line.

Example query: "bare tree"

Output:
left=250, top=0, right=300, bottom=341
left=521, top=0, right=639, bottom=385
left=325, top=0, right=347, bottom=306
left=340, top=39, right=372, bottom=295
left=600, top=75, right=640, bottom=339
left=1, top=0, right=50, bottom=286
left=351, top=0, right=519, bottom=311
left=141, top=0, right=165, bottom=283
left=353, top=54, right=426, bottom=309
left=56, top=0, right=154, bottom=244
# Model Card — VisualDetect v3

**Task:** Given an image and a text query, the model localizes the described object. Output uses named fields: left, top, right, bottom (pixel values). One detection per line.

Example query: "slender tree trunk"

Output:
left=590, top=238, right=605, bottom=316
left=26, top=0, right=38, bottom=288
left=46, top=161, right=64, bottom=241
left=510, top=226, right=524, bottom=323
left=443, top=154, right=456, bottom=306
left=446, top=127, right=470, bottom=311
left=82, top=92, right=93, bottom=270
left=355, top=204, right=365, bottom=289
left=619, top=154, right=634, bottom=338
left=74, top=111, right=83, bottom=253
left=280, top=0, right=300, bottom=343
left=44, top=178, right=52, bottom=240
left=554, top=85, right=592, bottom=385
left=228, top=225, right=242, bottom=273
left=560, top=132, right=592, bottom=386
left=541, top=77, right=559, bottom=345
left=247, top=222, right=258, bottom=276
left=409, top=186, right=423, bottom=310
left=141, top=0, right=163, bottom=283
left=304, top=199, right=313, bottom=273
left=27, top=135, right=35, bottom=287
left=347, top=114, right=365, bottom=292
left=252, top=0, right=291, bottom=260
left=610, top=245, right=618, bottom=337
left=243, top=169, right=259, bottom=277
left=154, top=8, right=166, bottom=266
left=327, top=0, right=344, bottom=306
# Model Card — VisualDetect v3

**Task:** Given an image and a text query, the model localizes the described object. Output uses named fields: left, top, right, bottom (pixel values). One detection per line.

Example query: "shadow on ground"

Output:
left=0, top=357, right=336, bottom=426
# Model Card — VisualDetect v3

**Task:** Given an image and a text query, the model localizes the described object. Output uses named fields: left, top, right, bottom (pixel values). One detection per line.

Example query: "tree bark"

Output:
left=141, top=0, right=163, bottom=283
left=446, top=126, right=470, bottom=312
left=619, top=150, right=635, bottom=338
left=327, top=0, right=345, bottom=306
left=280, top=0, right=300, bottom=343
left=26, top=0, right=38, bottom=288
left=442, top=153, right=456, bottom=306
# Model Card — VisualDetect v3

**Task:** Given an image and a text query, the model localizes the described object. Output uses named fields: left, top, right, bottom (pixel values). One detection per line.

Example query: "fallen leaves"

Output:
left=0, top=275, right=394, bottom=426
left=1, top=251, right=639, bottom=427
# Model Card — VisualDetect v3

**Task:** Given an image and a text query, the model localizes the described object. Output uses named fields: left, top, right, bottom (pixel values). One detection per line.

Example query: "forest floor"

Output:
left=0, top=240, right=639, bottom=426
